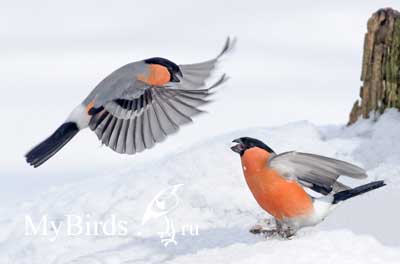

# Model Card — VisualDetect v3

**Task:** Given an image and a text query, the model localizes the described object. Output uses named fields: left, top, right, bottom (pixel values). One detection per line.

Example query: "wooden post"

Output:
left=348, top=8, right=400, bottom=125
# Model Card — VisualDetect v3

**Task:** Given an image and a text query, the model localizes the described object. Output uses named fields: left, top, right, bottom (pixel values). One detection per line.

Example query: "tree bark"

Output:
left=348, top=8, right=400, bottom=125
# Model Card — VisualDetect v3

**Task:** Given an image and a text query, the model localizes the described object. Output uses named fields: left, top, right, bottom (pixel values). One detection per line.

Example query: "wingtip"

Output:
left=217, top=36, right=237, bottom=59
left=209, top=73, right=229, bottom=90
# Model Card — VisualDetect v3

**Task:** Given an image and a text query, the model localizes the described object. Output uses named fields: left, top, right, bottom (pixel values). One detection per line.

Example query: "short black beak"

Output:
left=171, top=70, right=183, bottom=83
left=171, top=74, right=180, bottom=82
left=177, top=69, right=183, bottom=77
left=231, top=138, right=245, bottom=154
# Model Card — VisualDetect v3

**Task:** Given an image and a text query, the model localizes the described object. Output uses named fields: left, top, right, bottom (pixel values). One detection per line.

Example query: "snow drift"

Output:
left=1, top=110, right=400, bottom=263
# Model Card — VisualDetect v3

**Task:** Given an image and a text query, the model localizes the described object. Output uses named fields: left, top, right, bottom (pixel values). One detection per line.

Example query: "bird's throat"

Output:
left=240, top=147, right=270, bottom=174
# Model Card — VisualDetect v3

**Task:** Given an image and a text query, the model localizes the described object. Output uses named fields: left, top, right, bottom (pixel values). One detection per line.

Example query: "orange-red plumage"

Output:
left=241, top=147, right=313, bottom=220
left=137, top=64, right=171, bottom=86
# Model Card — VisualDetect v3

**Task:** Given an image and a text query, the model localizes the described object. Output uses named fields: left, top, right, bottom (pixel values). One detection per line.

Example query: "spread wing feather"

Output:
left=89, top=75, right=227, bottom=154
left=269, top=152, right=367, bottom=194
left=175, top=37, right=235, bottom=90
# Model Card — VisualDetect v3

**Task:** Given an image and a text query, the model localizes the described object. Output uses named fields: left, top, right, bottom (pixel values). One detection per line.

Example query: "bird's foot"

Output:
left=249, top=225, right=279, bottom=238
left=249, top=218, right=277, bottom=235
left=276, top=230, right=295, bottom=240
left=249, top=224, right=267, bottom=234
left=250, top=227, right=296, bottom=240
left=250, top=220, right=296, bottom=240
left=274, top=220, right=296, bottom=240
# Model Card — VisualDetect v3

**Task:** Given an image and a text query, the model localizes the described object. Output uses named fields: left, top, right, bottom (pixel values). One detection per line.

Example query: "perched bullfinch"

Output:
left=231, top=137, right=385, bottom=238
left=26, top=38, right=235, bottom=167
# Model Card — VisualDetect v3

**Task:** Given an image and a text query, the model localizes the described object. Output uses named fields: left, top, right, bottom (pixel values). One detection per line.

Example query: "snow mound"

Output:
left=1, top=110, right=400, bottom=263
left=168, top=230, right=400, bottom=264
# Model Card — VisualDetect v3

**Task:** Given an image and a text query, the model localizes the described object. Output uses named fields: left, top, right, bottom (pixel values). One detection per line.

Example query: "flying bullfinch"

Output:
left=25, top=38, right=235, bottom=167
left=231, top=137, right=385, bottom=238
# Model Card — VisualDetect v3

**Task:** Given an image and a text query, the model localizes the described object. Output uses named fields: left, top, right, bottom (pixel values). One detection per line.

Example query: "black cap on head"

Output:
left=144, top=57, right=183, bottom=82
left=230, top=137, right=275, bottom=156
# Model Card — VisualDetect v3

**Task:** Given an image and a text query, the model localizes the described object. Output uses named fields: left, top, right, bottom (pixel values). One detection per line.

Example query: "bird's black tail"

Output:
left=333, top=181, right=386, bottom=204
left=25, top=122, right=79, bottom=168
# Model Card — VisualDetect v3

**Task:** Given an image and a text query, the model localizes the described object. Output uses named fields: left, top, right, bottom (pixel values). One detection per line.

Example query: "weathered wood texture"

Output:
left=348, top=8, right=400, bottom=125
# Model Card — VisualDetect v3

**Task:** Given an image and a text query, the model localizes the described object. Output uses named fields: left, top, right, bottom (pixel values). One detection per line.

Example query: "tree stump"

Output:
left=348, top=8, right=400, bottom=125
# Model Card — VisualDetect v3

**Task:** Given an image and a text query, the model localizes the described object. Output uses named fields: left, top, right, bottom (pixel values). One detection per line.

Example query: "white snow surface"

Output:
left=1, top=110, right=400, bottom=263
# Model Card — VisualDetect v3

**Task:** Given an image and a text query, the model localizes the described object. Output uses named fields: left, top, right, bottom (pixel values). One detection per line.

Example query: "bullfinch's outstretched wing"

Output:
left=269, top=152, right=367, bottom=194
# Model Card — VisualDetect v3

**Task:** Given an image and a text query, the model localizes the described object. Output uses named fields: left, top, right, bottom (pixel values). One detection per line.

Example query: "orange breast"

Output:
left=137, top=64, right=171, bottom=86
left=241, top=148, right=313, bottom=220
